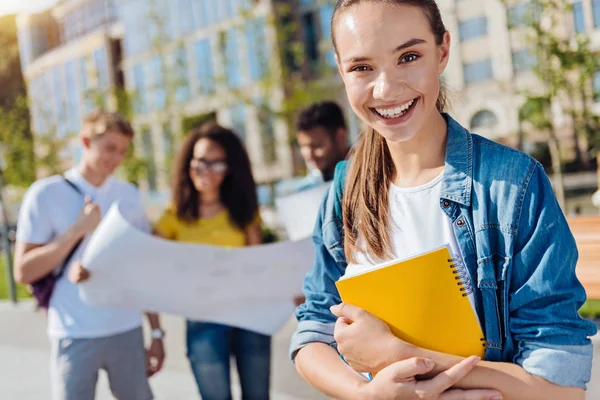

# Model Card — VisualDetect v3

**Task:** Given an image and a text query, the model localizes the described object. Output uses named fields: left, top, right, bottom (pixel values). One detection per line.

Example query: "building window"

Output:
left=230, top=103, right=246, bottom=142
left=232, top=0, right=249, bottom=14
left=140, top=127, right=158, bottom=192
left=133, top=64, right=147, bottom=113
left=93, top=48, right=109, bottom=90
left=194, top=39, right=215, bottom=94
left=151, top=56, right=166, bottom=110
left=224, top=0, right=236, bottom=18
left=573, top=1, right=586, bottom=33
left=463, top=59, right=493, bottom=84
left=257, top=108, right=277, bottom=165
left=61, top=0, right=115, bottom=44
left=458, top=16, right=488, bottom=41
left=161, top=122, right=174, bottom=177
left=205, top=0, right=219, bottom=24
left=174, top=0, right=195, bottom=37
left=470, top=110, right=499, bottom=131
left=108, top=0, right=119, bottom=20
left=174, top=47, right=191, bottom=103
left=593, top=0, right=600, bottom=27
left=594, top=71, right=600, bottom=103
left=62, top=7, right=83, bottom=42
left=319, top=5, right=334, bottom=38
left=17, top=26, right=33, bottom=69
left=30, top=78, right=44, bottom=135
left=65, top=60, right=80, bottom=133
left=79, top=57, right=95, bottom=115
left=246, top=19, right=268, bottom=81
left=162, top=123, right=174, bottom=155
left=512, top=49, right=537, bottom=73
left=90, top=0, right=105, bottom=29
left=302, top=11, right=320, bottom=69
left=507, top=3, right=541, bottom=28
left=319, top=5, right=336, bottom=68
left=224, top=30, right=242, bottom=88
left=53, top=66, right=67, bottom=138
left=147, top=0, right=172, bottom=43
left=194, top=0, right=209, bottom=28
left=39, top=72, right=53, bottom=135
left=123, top=0, right=150, bottom=56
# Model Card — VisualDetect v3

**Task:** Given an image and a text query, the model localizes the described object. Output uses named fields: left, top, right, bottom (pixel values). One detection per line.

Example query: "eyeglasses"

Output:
left=190, top=157, right=228, bottom=174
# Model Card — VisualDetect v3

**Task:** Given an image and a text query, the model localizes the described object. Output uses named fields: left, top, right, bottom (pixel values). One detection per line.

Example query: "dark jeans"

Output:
left=186, top=320, right=271, bottom=400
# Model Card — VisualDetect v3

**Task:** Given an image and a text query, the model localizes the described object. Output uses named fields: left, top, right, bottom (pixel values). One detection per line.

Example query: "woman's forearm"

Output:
left=411, top=346, right=584, bottom=400
left=295, top=343, right=368, bottom=400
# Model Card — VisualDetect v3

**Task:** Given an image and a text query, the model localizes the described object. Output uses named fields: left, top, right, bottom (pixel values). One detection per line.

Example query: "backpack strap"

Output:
left=332, top=160, right=348, bottom=222
left=63, top=176, right=84, bottom=196
left=54, top=176, right=85, bottom=279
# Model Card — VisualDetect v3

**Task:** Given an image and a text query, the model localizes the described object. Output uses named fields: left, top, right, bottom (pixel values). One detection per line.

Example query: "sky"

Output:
left=0, top=0, right=58, bottom=17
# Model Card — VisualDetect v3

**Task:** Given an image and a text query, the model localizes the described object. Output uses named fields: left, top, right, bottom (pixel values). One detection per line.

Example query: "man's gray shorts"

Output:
left=50, top=327, right=153, bottom=400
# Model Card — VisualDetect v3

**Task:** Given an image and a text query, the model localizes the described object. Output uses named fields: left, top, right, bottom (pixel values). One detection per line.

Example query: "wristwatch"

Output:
left=150, top=328, right=165, bottom=340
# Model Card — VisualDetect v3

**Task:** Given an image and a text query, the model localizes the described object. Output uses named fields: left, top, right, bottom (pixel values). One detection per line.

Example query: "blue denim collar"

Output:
left=440, top=114, right=473, bottom=207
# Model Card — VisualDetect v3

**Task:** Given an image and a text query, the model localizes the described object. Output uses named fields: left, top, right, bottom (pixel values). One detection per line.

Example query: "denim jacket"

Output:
left=290, top=114, right=597, bottom=389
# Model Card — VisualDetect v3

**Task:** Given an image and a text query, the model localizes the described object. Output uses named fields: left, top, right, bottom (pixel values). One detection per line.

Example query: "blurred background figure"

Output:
left=296, top=101, right=349, bottom=182
left=275, top=101, right=350, bottom=197
left=153, top=123, right=271, bottom=400
left=13, top=110, right=163, bottom=400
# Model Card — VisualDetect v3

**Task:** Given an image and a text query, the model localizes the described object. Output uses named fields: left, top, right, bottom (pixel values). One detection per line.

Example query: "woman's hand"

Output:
left=359, top=356, right=501, bottom=400
left=331, top=303, right=416, bottom=374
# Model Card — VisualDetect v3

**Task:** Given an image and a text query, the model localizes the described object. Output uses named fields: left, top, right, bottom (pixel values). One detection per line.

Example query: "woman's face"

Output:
left=334, top=2, right=450, bottom=143
left=189, top=138, right=228, bottom=195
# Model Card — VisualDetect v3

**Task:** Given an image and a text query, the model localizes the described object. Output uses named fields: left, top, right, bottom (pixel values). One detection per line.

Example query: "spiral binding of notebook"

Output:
left=448, top=257, right=474, bottom=297
left=448, top=257, right=485, bottom=348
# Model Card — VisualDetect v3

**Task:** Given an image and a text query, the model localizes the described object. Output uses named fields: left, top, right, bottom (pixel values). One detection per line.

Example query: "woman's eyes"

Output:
left=348, top=53, right=421, bottom=73
left=400, top=53, right=420, bottom=63
left=350, top=65, right=372, bottom=72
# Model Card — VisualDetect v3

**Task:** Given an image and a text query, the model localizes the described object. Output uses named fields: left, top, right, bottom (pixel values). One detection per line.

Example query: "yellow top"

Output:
left=154, top=207, right=256, bottom=247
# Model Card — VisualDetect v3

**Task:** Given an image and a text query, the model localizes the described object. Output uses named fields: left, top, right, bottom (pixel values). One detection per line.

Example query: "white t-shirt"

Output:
left=345, top=171, right=477, bottom=316
left=16, top=168, right=150, bottom=339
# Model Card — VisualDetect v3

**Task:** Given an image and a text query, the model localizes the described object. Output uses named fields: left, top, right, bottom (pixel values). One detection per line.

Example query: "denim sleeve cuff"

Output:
left=514, top=341, right=593, bottom=389
left=289, top=320, right=336, bottom=362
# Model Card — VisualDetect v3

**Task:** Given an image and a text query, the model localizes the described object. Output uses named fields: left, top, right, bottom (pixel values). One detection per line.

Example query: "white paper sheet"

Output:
left=275, top=182, right=330, bottom=241
left=79, top=204, right=314, bottom=335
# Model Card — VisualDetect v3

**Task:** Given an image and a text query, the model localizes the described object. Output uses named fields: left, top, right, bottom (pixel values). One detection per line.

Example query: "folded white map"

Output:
left=79, top=204, right=314, bottom=335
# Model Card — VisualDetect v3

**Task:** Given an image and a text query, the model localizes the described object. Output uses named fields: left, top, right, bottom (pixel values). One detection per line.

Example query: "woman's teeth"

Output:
left=374, top=98, right=416, bottom=118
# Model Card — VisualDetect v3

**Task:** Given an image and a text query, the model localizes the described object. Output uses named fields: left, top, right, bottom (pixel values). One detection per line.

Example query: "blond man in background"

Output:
left=14, top=110, right=164, bottom=400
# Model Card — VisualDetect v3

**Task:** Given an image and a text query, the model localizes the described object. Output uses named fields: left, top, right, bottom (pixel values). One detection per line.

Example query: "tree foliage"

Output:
left=0, top=15, right=36, bottom=187
left=504, top=0, right=600, bottom=209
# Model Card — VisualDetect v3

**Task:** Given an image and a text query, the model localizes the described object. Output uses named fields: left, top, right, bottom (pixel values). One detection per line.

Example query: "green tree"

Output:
left=504, top=0, right=600, bottom=209
left=0, top=14, right=36, bottom=187
left=0, top=96, right=35, bottom=186
left=0, top=15, right=27, bottom=108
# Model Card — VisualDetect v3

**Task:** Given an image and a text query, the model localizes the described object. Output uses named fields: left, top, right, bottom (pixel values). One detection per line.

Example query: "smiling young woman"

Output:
left=289, top=1, right=597, bottom=400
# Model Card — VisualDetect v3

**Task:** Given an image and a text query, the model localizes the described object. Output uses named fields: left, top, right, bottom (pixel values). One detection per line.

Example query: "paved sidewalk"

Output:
left=1, top=300, right=599, bottom=399
left=0, top=300, right=326, bottom=400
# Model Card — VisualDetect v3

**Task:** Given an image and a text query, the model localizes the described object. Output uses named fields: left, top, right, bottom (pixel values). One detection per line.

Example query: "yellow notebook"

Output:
left=335, top=245, right=485, bottom=358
